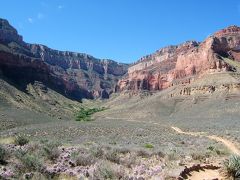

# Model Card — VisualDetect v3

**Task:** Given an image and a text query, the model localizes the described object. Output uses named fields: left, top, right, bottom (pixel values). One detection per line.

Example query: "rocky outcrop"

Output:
left=0, top=19, right=23, bottom=44
left=117, top=26, right=240, bottom=93
left=0, top=18, right=128, bottom=100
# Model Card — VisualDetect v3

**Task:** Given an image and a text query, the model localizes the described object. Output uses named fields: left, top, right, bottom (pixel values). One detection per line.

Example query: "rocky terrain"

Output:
left=117, top=26, right=240, bottom=95
left=1, top=18, right=240, bottom=179
left=0, top=18, right=128, bottom=101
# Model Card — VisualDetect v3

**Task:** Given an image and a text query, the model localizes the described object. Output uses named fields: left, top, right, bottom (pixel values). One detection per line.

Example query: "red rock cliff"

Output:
left=117, top=26, right=240, bottom=92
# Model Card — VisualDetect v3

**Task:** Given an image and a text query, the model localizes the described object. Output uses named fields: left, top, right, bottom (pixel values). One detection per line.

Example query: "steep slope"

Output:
left=0, top=18, right=128, bottom=101
left=117, top=26, right=240, bottom=93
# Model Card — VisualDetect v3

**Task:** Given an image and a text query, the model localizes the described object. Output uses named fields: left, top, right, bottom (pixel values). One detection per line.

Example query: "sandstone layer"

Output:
left=0, top=18, right=128, bottom=100
left=117, top=26, right=240, bottom=94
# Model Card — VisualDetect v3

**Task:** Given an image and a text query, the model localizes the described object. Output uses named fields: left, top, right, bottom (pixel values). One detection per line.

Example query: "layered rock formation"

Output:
left=0, top=18, right=128, bottom=100
left=117, top=26, right=240, bottom=93
left=1, top=17, right=240, bottom=100
left=0, top=19, right=23, bottom=44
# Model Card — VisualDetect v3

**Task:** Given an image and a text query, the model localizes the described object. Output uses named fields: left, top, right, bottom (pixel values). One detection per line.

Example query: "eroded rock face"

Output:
left=117, top=26, right=240, bottom=93
left=0, top=19, right=23, bottom=44
left=0, top=18, right=128, bottom=100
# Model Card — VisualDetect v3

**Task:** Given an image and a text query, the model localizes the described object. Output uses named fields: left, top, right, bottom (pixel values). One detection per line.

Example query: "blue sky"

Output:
left=0, top=0, right=240, bottom=63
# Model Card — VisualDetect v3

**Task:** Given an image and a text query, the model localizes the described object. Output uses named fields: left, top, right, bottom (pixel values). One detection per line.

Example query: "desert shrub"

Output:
left=152, top=150, right=165, bottom=158
left=105, top=149, right=121, bottom=164
left=14, top=134, right=29, bottom=146
left=109, top=141, right=117, bottom=145
left=214, top=148, right=228, bottom=156
left=75, top=153, right=96, bottom=166
left=25, top=172, right=47, bottom=180
left=120, top=153, right=137, bottom=168
left=207, top=146, right=215, bottom=151
left=90, top=146, right=104, bottom=158
left=42, top=141, right=61, bottom=161
left=27, top=142, right=41, bottom=154
left=223, top=155, right=240, bottom=178
left=0, top=145, right=7, bottom=164
left=191, top=152, right=207, bottom=161
left=16, top=152, right=43, bottom=172
left=15, top=149, right=28, bottom=159
left=144, top=143, right=154, bottom=149
left=75, top=107, right=106, bottom=121
left=166, top=150, right=179, bottom=161
left=207, top=146, right=227, bottom=156
left=93, top=160, right=125, bottom=179
left=114, top=147, right=131, bottom=155
left=136, top=149, right=151, bottom=158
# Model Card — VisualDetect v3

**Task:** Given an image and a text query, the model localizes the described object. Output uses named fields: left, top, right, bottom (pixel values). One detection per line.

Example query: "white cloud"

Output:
left=58, top=5, right=64, bottom=9
left=37, top=13, right=44, bottom=20
left=28, top=18, right=34, bottom=23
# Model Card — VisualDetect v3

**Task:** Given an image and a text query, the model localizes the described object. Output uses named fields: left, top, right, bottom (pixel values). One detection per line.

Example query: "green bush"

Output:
left=75, top=107, right=106, bottom=121
left=223, top=155, right=240, bottom=178
left=0, top=145, right=7, bottom=164
left=144, top=143, right=154, bottom=149
left=14, top=134, right=29, bottom=146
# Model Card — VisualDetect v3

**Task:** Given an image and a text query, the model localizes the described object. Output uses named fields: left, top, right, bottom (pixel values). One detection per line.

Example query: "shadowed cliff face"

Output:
left=0, top=18, right=128, bottom=100
left=117, top=26, right=240, bottom=93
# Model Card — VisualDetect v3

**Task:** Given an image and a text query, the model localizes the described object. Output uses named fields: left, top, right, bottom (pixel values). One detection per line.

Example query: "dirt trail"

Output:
left=187, top=169, right=220, bottom=180
left=171, top=126, right=240, bottom=155
left=171, top=126, right=240, bottom=180
left=102, top=117, right=240, bottom=155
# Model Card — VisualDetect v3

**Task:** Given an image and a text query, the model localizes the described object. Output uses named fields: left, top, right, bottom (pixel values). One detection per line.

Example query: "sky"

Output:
left=0, top=0, right=240, bottom=63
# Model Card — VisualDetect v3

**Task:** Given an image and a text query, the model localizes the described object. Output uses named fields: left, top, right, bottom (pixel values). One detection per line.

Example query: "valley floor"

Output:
left=1, top=81, right=240, bottom=179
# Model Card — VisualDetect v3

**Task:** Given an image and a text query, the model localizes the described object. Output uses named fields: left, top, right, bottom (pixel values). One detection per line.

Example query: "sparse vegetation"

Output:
left=14, top=149, right=43, bottom=173
left=167, top=150, right=179, bottom=161
left=75, top=107, right=106, bottom=121
left=19, top=153, right=43, bottom=172
left=14, top=134, right=29, bottom=146
left=207, top=146, right=214, bottom=151
left=136, top=149, right=151, bottom=158
left=105, top=149, right=121, bottom=164
left=222, top=57, right=240, bottom=71
left=206, top=146, right=227, bottom=156
left=144, top=143, right=154, bottom=149
left=93, top=160, right=125, bottom=180
left=191, top=152, right=209, bottom=161
left=42, top=140, right=61, bottom=161
left=223, top=155, right=240, bottom=178
left=0, top=145, right=7, bottom=164
left=75, top=153, right=96, bottom=166
left=120, top=153, right=137, bottom=168
left=90, top=145, right=104, bottom=158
